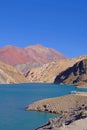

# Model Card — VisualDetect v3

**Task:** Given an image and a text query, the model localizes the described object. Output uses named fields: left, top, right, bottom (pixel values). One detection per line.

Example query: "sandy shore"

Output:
left=60, top=118, right=87, bottom=130
left=76, top=92, right=87, bottom=96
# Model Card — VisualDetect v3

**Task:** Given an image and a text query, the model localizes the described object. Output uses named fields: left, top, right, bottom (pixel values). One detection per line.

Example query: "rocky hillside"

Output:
left=0, top=55, right=86, bottom=86
left=27, top=56, right=87, bottom=83
left=54, top=57, right=87, bottom=87
left=14, top=62, right=42, bottom=74
left=0, top=61, right=28, bottom=84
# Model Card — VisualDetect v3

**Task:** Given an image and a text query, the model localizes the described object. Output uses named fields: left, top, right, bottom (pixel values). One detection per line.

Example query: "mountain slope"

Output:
left=0, top=44, right=67, bottom=66
left=27, top=56, right=87, bottom=87
left=0, top=61, right=28, bottom=84
left=54, top=57, right=87, bottom=87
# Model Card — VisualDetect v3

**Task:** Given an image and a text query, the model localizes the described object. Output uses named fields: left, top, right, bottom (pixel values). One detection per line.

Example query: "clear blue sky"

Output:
left=0, top=0, right=87, bottom=58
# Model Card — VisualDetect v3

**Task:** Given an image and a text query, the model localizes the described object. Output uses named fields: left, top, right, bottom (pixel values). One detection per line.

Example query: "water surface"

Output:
left=0, top=83, right=86, bottom=130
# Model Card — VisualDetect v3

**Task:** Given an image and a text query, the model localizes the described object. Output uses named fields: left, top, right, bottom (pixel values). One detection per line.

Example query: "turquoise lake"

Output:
left=0, top=83, right=87, bottom=130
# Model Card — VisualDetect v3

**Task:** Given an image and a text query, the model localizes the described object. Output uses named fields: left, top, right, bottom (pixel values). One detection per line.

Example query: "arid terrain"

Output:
left=0, top=45, right=87, bottom=130
left=27, top=56, right=87, bottom=87
left=0, top=44, right=87, bottom=87
left=0, top=61, right=28, bottom=84
left=0, top=44, right=66, bottom=73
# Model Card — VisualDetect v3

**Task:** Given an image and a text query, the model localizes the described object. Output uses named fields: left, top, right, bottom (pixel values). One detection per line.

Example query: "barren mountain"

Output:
left=1, top=44, right=87, bottom=86
left=0, top=44, right=67, bottom=73
left=0, top=44, right=66, bottom=65
left=0, top=61, right=28, bottom=84
left=27, top=56, right=87, bottom=87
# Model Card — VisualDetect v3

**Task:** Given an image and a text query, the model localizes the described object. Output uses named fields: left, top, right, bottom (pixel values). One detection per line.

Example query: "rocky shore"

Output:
left=26, top=93, right=87, bottom=114
left=36, top=105, right=87, bottom=130
left=26, top=92, right=87, bottom=130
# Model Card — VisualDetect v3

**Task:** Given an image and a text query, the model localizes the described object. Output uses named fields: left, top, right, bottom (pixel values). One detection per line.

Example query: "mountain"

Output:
left=0, top=61, right=28, bottom=84
left=27, top=56, right=87, bottom=87
left=0, top=46, right=87, bottom=86
left=14, top=62, right=42, bottom=74
left=54, top=56, right=87, bottom=87
left=0, top=44, right=67, bottom=73
left=0, top=44, right=66, bottom=65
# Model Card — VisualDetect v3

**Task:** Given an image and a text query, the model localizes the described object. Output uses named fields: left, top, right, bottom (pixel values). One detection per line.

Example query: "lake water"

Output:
left=0, top=83, right=87, bottom=130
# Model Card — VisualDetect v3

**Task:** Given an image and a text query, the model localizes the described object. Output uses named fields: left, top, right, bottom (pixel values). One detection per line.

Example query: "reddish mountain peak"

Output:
left=0, top=46, right=28, bottom=65
left=0, top=44, right=67, bottom=66
left=0, top=45, right=22, bottom=53
left=25, top=44, right=45, bottom=49
left=32, top=44, right=44, bottom=47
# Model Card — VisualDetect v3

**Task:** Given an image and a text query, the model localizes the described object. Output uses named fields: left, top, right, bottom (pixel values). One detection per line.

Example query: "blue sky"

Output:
left=0, top=0, right=87, bottom=58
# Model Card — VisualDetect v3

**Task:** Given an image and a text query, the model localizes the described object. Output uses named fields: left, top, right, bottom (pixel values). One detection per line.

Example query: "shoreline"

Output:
left=26, top=92, right=87, bottom=129
left=26, top=92, right=87, bottom=114
left=36, top=107, right=87, bottom=130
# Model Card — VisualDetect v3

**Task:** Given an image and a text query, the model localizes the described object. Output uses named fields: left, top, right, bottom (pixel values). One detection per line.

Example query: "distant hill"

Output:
left=27, top=56, right=87, bottom=87
left=0, top=61, right=28, bottom=84
left=0, top=44, right=67, bottom=65
left=0, top=44, right=67, bottom=73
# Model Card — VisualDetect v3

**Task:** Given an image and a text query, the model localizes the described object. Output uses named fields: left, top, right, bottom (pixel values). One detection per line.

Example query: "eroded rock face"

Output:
left=54, top=59, right=87, bottom=87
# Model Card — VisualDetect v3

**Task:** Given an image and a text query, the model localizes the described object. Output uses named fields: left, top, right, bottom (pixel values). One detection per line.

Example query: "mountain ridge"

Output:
left=0, top=44, right=67, bottom=73
left=27, top=55, right=87, bottom=87
left=0, top=44, right=67, bottom=66
left=0, top=44, right=87, bottom=86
